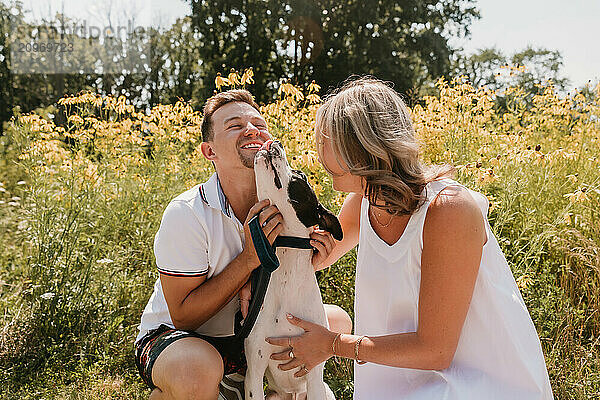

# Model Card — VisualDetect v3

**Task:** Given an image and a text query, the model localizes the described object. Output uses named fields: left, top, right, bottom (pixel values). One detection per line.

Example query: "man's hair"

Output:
left=201, top=89, right=261, bottom=142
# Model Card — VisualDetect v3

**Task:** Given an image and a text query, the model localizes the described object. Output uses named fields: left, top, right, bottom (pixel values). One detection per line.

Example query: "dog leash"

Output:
left=234, top=214, right=313, bottom=341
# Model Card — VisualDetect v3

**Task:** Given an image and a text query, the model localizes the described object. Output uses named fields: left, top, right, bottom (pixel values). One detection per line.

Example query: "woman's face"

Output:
left=315, top=128, right=364, bottom=194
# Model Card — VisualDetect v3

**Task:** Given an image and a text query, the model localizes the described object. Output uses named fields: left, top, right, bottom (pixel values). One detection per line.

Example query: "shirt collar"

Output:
left=199, top=173, right=233, bottom=218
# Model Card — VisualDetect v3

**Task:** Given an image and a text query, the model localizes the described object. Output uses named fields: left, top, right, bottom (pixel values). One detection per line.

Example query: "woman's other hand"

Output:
left=310, top=228, right=336, bottom=270
left=266, top=314, right=336, bottom=378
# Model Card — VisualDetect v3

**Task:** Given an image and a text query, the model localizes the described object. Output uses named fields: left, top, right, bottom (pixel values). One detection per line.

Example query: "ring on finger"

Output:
left=289, top=350, right=295, bottom=359
left=302, top=366, right=309, bottom=374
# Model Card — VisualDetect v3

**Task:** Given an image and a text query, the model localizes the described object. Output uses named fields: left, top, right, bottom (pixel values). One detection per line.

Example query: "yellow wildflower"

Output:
left=564, top=188, right=589, bottom=203
left=566, top=174, right=578, bottom=183
left=307, top=94, right=321, bottom=104
left=241, top=68, right=254, bottom=85
left=68, top=115, right=84, bottom=125
left=477, top=168, right=496, bottom=185
left=516, top=274, right=533, bottom=290
left=215, top=73, right=229, bottom=90
left=228, top=70, right=241, bottom=86
left=308, top=80, right=321, bottom=93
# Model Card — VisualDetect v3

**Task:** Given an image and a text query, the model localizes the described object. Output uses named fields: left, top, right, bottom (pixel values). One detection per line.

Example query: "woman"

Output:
left=266, top=77, right=553, bottom=399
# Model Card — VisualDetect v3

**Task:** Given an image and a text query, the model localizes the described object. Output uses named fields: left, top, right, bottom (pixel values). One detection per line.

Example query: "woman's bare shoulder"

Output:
left=424, top=184, right=486, bottom=245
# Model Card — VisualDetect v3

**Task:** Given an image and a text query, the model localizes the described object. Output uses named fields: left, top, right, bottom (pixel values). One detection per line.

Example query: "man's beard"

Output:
left=236, top=137, right=259, bottom=168
left=237, top=148, right=255, bottom=168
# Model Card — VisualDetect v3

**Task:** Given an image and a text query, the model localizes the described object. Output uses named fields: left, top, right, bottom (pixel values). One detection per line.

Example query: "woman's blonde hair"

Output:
left=316, top=76, right=453, bottom=216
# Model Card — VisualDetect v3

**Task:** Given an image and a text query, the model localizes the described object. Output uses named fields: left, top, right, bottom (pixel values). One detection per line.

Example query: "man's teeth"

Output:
left=242, top=143, right=262, bottom=149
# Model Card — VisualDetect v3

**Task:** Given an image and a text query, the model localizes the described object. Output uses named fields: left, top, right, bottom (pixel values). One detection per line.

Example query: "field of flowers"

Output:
left=0, top=69, right=598, bottom=399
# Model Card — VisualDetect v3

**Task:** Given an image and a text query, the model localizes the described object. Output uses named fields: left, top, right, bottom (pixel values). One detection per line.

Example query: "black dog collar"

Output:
left=274, top=235, right=313, bottom=250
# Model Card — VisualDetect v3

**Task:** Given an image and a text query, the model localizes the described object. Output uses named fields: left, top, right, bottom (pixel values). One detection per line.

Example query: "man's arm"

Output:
left=161, top=251, right=254, bottom=330
left=161, top=199, right=283, bottom=331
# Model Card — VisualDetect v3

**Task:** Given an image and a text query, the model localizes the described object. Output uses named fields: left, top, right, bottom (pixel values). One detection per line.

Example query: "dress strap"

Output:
left=422, top=178, right=458, bottom=202
left=412, top=178, right=463, bottom=249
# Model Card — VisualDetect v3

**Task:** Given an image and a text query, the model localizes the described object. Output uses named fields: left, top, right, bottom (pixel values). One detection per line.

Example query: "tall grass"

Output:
left=0, top=73, right=598, bottom=399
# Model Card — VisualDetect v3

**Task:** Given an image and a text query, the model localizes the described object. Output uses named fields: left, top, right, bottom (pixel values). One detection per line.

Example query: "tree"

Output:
left=1, top=0, right=481, bottom=124
left=190, top=0, right=288, bottom=103
left=0, top=4, right=160, bottom=129
left=453, top=46, right=569, bottom=93
left=188, top=0, right=480, bottom=102
left=452, top=47, right=506, bottom=89
left=306, top=0, right=479, bottom=97
left=510, top=47, right=568, bottom=93
left=0, top=3, right=10, bottom=129
left=146, top=16, right=207, bottom=109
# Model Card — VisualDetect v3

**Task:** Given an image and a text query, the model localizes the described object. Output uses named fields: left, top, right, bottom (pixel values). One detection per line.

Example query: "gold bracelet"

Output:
left=332, top=333, right=342, bottom=356
left=354, top=335, right=367, bottom=365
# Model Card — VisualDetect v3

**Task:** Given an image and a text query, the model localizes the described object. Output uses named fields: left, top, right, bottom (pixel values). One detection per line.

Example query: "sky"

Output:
left=16, top=0, right=600, bottom=91
left=455, top=0, right=600, bottom=90
left=18, top=0, right=191, bottom=30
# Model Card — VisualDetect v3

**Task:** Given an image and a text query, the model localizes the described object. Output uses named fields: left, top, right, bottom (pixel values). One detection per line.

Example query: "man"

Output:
left=134, top=89, right=352, bottom=400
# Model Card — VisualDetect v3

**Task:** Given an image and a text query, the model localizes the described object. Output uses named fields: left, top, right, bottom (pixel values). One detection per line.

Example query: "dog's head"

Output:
left=254, top=140, right=343, bottom=241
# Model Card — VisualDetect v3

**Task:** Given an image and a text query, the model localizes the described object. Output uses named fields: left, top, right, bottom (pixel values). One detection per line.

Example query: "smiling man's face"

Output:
left=208, top=101, right=272, bottom=169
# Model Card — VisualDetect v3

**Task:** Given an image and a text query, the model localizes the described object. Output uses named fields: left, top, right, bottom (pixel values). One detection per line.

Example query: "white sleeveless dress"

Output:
left=353, top=178, right=553, bottom=400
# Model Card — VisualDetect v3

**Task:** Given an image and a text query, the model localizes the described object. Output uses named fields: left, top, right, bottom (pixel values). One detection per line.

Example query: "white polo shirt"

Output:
left=136, top=173, right=246, bottom=343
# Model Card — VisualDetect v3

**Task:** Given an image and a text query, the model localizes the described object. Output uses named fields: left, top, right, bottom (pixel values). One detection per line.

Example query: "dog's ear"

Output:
left=317, top=205, right=343, bottom=241
left=288, top=170, right=344, bottom=240
left=288, top=173, right=320, bottom=227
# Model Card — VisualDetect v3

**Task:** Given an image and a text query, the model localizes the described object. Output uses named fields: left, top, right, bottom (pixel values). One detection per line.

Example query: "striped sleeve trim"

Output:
left=157, top=267, right=209, bottom=277
left=199, top=184, right=209, bottom=204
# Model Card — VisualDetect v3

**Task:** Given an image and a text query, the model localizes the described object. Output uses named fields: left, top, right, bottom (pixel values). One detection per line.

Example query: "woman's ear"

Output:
left=201, top=142, right=217, bottom=161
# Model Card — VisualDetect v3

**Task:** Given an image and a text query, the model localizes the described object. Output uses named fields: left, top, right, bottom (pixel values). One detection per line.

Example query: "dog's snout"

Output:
left=261, top=140, right=273, bottom=151
left=257, top=140, right=282, bottom=157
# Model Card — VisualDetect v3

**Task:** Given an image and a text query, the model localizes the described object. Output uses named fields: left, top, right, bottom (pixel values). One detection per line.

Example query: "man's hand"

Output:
left=310, top=228, right=336, bottom=270
left=241, top=199, right=284, bottom=272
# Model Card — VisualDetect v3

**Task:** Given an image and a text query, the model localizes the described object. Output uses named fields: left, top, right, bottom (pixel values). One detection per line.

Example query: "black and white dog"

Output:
left=245, top=140, right=342, bottom=399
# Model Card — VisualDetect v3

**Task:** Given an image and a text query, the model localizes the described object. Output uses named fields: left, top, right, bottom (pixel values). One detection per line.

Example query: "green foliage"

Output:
left=189, top=0, right=480, bottom=101
left=453, top=46, right=569, bottom=93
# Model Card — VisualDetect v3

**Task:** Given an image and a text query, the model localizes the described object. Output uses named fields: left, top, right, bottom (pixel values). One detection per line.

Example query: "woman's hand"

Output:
left=266, top=313, right=337, bottom=378
left=310, top=228, right=335, bottom=271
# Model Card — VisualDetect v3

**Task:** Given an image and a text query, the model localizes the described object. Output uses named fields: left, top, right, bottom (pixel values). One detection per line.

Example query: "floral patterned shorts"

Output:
left=134, top=324, right=247, bottom=389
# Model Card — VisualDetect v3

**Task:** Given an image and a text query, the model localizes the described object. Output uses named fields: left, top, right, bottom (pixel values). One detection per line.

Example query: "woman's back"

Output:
left=354, top=178, right=553, bottom=400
